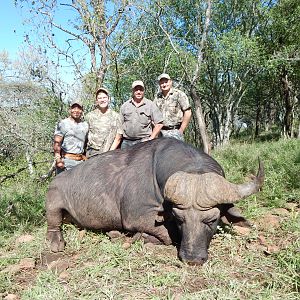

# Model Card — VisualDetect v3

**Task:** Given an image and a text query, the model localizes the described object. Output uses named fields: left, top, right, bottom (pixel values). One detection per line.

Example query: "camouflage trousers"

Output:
left=86, top=147, right=102, bottom=158
left=160, top=129, right=184, bottom=141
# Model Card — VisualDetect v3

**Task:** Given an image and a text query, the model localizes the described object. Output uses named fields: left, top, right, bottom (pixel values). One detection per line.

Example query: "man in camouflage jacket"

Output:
left=154, top=73, right=192, bottom=141
left=85, top=88, right=123, bottom=158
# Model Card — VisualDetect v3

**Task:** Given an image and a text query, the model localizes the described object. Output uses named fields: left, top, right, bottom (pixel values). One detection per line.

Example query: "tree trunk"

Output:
left=223, top=104, right=234, bottom=144
left=281, top=71, right=294, bottom=138
left=264, top=100, right=276, bottom=132
left=190, top=87, right=210, bottom=154
left=254, top=97, right=261, bottom=137
left=210, top=108, right=221, bottom=147
left=188, top=0, right=212, bottom=154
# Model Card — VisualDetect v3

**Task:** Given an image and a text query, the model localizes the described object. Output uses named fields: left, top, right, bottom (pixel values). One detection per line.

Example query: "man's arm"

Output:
left=110, top=133, right=122, bottom=150
left=110, top=114, right=124, bottom=150
left=149, top=123, right=163, bottom=140
left=53, top=135, right=64, bottom=168
left=179, top=109, right=192, bottom=134
left=149, top=101, right=164, bottom=139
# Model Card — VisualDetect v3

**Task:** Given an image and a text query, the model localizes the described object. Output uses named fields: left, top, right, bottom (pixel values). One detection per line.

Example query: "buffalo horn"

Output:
left=165, top=160, right=264, bottom=209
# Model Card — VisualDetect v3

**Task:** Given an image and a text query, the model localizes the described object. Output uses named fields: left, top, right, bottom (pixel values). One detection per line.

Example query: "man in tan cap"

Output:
left=85, top=87, right=123, bottom=158
left=154, top=73, right=192, bottom=141
left=53, top=100, right=88, bottom=174
left=120, top=80, right=163, bottom=149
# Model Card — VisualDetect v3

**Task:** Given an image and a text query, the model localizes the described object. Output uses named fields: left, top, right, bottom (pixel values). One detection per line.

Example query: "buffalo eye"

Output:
left=204, top=218, right=218, bottom=230
left=172, top=208, right=185, bottom=223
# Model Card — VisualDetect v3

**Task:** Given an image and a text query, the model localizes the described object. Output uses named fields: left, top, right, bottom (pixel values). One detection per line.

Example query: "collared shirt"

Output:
left=54, top=118, right=88, bottom=154
left=153, top=87, right=190, bottom=126
left=85, top=108, right=123, bottom=152
left=120, top=98, right=163, bottom=140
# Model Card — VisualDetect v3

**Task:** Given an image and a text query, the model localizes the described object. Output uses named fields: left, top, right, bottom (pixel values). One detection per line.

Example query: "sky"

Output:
left=0, top=1, right=79, bottom=86
left=0, top=1, right=29, bottom=59
left=0, top=1, right=118, bottom=87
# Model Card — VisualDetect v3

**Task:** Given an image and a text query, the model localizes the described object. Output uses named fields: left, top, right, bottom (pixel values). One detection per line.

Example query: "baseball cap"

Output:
left=158, top=73, right=171, bottom=81
left=132, top=80, right=145, bottom=89
left=96, top=87, right=109, bottom=97
left=70, top=100, right=83, bottom=109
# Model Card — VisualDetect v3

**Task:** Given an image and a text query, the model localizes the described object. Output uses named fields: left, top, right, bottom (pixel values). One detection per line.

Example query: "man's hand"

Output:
left=56, top=158, right=65, bottom=169
left=55, top=153, right=64, bottom=169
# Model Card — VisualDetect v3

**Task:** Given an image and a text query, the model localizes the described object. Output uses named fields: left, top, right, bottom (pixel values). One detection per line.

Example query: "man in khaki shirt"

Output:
left=120, top=80, right=164, bottom=149
left=154, top=73, right=192, bottom=141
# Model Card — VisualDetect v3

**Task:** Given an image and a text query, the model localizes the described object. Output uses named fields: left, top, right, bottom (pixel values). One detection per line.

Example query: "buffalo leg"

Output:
left=124, top=213, right=173, bottom=245
left=146, top=224, right=173, bottom=245
left=46, top=189, right=66, bottom=252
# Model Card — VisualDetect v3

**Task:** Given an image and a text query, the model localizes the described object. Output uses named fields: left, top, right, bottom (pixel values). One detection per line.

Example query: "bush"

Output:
left=0, top=181, right=47, bottom=234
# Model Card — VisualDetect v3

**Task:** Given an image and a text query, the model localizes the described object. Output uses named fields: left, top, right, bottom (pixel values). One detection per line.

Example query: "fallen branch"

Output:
left=0, top=160, right=55, bottom=184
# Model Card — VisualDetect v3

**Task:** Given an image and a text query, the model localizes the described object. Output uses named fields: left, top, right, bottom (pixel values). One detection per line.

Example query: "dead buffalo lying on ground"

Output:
left=46, top=137, right=264, bottom=265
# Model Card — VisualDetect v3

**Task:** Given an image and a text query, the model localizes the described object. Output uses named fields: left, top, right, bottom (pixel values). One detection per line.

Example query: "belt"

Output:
left=162, top=124, right=181, bottom=130
left=62, top=152, right=87, bottom=161
left=123, top=137, right=143, bottom=141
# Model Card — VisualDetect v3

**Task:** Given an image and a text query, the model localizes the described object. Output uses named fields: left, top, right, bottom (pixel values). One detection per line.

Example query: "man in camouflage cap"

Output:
left=53, top=100, right=88, bottom=174
left=85, top=87, right=123, bottom=158
left=154, top=73, right=192, bottom=141
left=120, top=80, right=163, bottom=149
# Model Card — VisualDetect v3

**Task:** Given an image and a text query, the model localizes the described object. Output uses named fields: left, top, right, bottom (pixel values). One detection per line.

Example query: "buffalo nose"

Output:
left=180, top=255, right=208, bottom=266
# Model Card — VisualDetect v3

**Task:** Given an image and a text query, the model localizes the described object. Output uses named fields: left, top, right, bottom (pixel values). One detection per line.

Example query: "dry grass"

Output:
left=1, top=211, right=299, bottom=300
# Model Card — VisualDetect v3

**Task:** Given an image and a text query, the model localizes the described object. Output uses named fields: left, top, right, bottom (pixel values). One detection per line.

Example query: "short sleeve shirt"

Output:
left=153, top=88, right=190, bottom=126
left=120, top=98, right=163, bottom=140
left=54, top=118, right=88, bottom=154
left=85, top=108, right=123, bottom=152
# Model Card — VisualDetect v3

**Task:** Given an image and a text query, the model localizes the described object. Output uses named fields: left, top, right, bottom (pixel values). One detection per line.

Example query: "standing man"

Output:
left=53, top=100, right=88, bottom=174
left=154, top=73, right=192, bottom=141
left=120, top=80, right=164, bottom=149
left=85, top=87, right=123, bottom=158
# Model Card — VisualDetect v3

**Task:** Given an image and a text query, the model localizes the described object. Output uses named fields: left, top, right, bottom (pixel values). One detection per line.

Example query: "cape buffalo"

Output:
left=46, top=138, right=264, bottom=265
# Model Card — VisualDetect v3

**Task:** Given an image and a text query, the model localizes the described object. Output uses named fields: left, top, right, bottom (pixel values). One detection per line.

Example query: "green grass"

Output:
left=0, top=138, right=299, bottom=299
left=213, top=138, right=300, bottom=210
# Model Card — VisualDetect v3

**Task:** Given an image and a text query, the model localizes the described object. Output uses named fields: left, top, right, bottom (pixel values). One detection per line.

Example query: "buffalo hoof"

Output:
left=131, top=232, right=164, bottom=245
left=47, top=230, right=65, bottom=252
left=142, top=233, right=164, bottom=245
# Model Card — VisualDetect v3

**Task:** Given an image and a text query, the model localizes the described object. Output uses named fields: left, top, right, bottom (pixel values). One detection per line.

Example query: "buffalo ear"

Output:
left=219, top=204, right=252, bottom=228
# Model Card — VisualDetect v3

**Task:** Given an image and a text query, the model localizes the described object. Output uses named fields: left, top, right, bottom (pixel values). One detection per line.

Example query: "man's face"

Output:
left=96, top=92, right=109, bottom=108
left=70, top=105, right=83, bottom=120
left=132, top=86, right=145, bottom=101
left=159, top=78, right=172, bottom=93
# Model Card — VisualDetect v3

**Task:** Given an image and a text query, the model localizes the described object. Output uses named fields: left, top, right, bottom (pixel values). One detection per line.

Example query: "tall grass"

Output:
left=213, top=138, right=300, bottom=209
left=0, top=181, right=47, bottom=234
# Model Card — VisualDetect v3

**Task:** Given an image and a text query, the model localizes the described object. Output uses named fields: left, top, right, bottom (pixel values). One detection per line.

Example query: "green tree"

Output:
left=261, top=0, right=300, bottom=138
left=16, top=0, right=132, bottom=91
left=0, top=49, right=66, bottom=175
